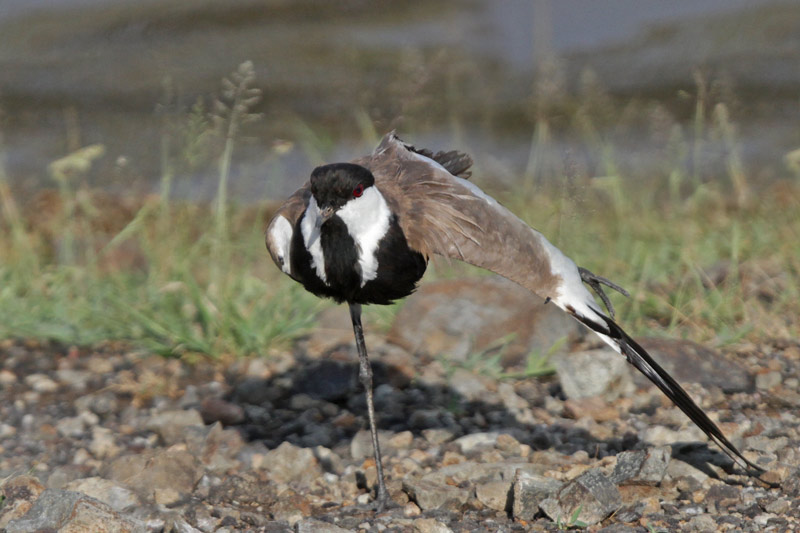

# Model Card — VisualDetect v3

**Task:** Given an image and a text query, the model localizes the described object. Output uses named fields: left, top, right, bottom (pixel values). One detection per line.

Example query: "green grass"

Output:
left=1, top=62, right=799, bottom=360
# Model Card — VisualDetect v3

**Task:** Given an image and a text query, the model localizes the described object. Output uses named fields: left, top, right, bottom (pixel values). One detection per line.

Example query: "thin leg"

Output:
left=349, top=303, right=390, bottom=510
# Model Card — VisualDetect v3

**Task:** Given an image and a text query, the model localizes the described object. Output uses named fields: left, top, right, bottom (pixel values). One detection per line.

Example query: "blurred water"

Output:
left=1, top=0, right=798, bottom=201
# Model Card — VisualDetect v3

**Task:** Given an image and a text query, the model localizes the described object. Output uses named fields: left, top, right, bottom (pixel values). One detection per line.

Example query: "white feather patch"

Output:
left=268, top=215, right=293, bottom=275
left=539, top=237, right=603, bottom=320
left=300, top=197, right=328, bottom=283
left=336, top=186, right=392, bottom=286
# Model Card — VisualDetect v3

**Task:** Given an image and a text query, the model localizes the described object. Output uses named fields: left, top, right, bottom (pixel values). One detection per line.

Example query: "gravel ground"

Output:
left=1, top=281, right=800, bottom=532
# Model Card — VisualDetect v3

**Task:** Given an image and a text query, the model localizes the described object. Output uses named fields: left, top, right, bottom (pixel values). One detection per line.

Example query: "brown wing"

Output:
left=361, top=133, right=564, bottom=301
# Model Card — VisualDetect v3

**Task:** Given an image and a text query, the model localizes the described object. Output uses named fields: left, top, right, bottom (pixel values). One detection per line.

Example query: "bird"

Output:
left=265, top=131, right=762, bottom=509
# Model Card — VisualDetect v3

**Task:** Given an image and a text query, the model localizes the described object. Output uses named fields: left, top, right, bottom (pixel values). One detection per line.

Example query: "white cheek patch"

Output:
left=300, top=197, right=328, bottom=283
left=268, top=215, right=294, bottom=275
left=336, top=186, right=392, bottom=287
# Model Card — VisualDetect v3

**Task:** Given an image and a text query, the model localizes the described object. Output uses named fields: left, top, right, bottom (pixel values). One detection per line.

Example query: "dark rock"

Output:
left=293, top=360, right=358, bottom=402
left=200, top=397, right=245, bottom=425
left=705, top=484, right=740, bottom=511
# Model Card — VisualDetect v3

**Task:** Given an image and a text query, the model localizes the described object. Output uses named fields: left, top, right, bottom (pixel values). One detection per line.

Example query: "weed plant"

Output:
left=0, top=62, right=798, bottom=362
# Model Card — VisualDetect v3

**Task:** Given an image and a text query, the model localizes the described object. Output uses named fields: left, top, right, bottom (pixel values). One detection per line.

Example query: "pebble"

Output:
left=1, top=331, right=798, bottom=531
left=23, top=373, right=59, bottom=393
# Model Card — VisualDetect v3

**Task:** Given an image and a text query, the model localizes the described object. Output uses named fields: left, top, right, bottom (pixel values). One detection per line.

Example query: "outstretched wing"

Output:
left=364, top=132, right=762, bottom=474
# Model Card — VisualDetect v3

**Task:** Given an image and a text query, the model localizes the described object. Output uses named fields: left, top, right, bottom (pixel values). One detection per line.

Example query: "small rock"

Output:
left=475, top=480, right=512, bottom=511
left=200, top=397, right=245, bottom=425
left=539, top=469, right=622, bottom=526
left=610, top=447, right=671, bottom=486
left=5, top=489, right=145, bottom=533
left=24, top=373, right=59, bottom=393
left=64, top=477, right=140, bottom=512
left=403, top=479, right=470, bottom=511
left=554, top=349, right=635, bottom=401
left=563, top=397, right=620, bottom=422
left=260, top=441, right=323, bottom=483
left=453, top=432, right=499, bottom=454
left=74, top=391, right=118, bottom=416
left=145, top=409, right=205, bottom=446
left=704, top=484, right=740, bottom=511
left=89, top=426, right=121, bottom=459
left=388, top=430, right=414, bottom=449
left=665, top=460, right=709, bottom=484
left=744, top=435, right=788, bottom=453
left=449, top=369, right=491, bottom=401
left=755, top=371, right=782, bottom=390
left=422, top=428, right=455, bottom=445
left=56, top=416, right=86, bottom=438
left=0, top=369, right=17, bottom=385
left=512, top=471, right=562, bottom=520
left=350, top=429, right=393, bottom=460
left=55, top=369, right=91, bottom=389
left=413, top=517, right=454, bottom=533
left=687, top=514, right=717, bottom=532
left=295, top=518, right=352, bottom=533
left=765, top=497, right=791, bottom=515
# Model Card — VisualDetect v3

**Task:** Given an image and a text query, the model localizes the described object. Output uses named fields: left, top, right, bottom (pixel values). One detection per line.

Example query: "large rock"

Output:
left=610, top=446, right=671, bottom=486
left=635, top=338, right=753, bottom=393
left=554, top=349, right=635, bottom=401
left=5, top=489, right=145, bottom=533
left=512, top=471, right=562, bottom=520
left=388, top=277, right=582, bottom=366
left=539, top=469, right=622, bottom=526
left=103, top=449, right=203, bottom=503
left=63, top=477, right=141, bottom=512
left=0, top=475, right=45, bottom=529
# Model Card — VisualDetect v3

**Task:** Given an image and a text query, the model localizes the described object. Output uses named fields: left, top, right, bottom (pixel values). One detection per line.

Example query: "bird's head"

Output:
left=310, top=163, right=376, bottom=226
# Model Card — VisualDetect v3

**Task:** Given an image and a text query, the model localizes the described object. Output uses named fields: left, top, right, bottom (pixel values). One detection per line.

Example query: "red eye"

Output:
left=353, top=184, right=364, bottom=198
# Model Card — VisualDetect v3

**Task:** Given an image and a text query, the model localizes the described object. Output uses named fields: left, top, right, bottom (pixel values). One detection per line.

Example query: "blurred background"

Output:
left=3, top=0, right=800, bottom=200
left=1, top=0, right=799, bottom=354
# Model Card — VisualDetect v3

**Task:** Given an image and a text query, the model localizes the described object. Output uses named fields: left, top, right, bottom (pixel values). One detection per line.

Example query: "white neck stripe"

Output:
left=336, top=186, right=392, bottom=287
left=300, top=197, right=328, bottom=283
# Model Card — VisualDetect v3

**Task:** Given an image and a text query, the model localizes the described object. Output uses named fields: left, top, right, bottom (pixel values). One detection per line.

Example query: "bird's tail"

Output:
left=568, top=307, right=763, bottom=475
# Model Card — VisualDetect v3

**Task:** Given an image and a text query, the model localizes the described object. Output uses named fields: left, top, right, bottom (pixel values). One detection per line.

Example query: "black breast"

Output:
left=356, top=216, right=427, bottom=305
left=289, top=212, right=426, bottom=306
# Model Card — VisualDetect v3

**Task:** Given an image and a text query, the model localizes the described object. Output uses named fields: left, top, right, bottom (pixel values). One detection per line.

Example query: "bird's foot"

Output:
left=578, top=267, right=630, bottom=318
